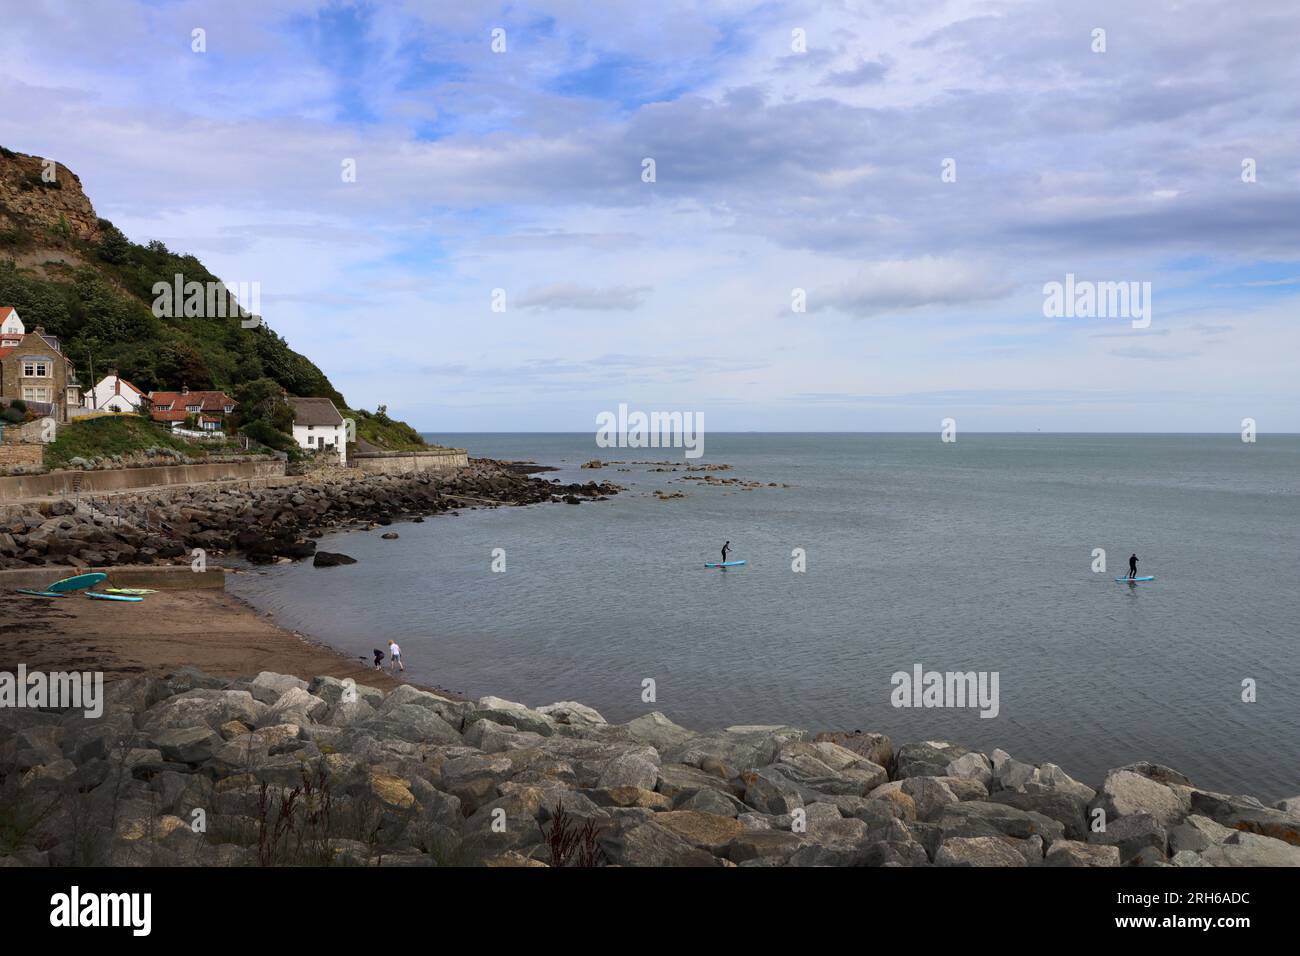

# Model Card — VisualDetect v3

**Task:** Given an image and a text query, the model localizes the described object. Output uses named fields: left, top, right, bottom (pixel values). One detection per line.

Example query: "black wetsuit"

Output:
left=1128, top=555, right=1138, bottom=579
left=721, top=543, right=730, bottom=563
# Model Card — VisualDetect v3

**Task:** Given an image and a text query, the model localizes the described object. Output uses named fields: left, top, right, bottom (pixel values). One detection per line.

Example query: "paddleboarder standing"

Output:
left=721, top=541, right=731, bottom=564
left=1128, top=553, right=1139, bottom=579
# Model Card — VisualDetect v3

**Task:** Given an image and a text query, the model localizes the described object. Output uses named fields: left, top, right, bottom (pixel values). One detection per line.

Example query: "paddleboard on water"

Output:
left=85, top=592, right=143, bottom=602
left=705, top=560, right=747, bottom=568
left=1116, top=576, right=1156, bottom=583
left=46, top=572, right=108, bottom=594
left=16, top=589, right=67, bottom=597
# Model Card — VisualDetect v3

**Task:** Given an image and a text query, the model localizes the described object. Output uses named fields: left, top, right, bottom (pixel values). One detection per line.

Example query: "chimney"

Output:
left=181, top=385, right=189, bottom=395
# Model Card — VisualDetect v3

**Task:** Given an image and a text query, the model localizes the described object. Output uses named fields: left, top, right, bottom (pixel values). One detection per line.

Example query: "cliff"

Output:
left=0, top=145, right=421, bottom=448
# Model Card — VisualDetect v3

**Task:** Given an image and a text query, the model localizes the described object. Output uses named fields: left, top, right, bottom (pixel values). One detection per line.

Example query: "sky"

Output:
left=1, top=0, right=1298, bottom=432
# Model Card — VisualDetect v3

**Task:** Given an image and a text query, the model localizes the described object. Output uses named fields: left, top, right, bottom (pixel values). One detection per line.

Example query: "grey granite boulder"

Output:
left=149, top=726, right=222, bottom=764
left=1045, top=840, right=1121, bottom=867
left=1092, top=769, right=1186, bottom=828
left=599, top=821, right=723, bottom=866
left=936, top=835, right=1029, bottom=866
left=1189, top=790, right=1300, bottom=846
left=870, top=777, right=959, bottom=822
left=742, top=767, right=805, bottom=814
left=1198, top=831, right=1300, bottom=866
left=990, top=748, right=1039, bottom=792
left=991, top=789, right=1089, bottom=840
left=1087, top=810, right=1167, bottom=863
left=1169, top=814, right=1235, bottom=854
left=813, top=731, right=893, bottom=771
left=895, top=741, right=971, bottom=779
left=946, top=752, right=994, bottom=788
left=934, top=801, right=1066, bottom=846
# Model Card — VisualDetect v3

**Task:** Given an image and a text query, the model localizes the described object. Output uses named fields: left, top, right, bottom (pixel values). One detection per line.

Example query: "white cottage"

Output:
left=84, top=370, right=147, bottom=413
left=287, top=396, right=348, bottom=464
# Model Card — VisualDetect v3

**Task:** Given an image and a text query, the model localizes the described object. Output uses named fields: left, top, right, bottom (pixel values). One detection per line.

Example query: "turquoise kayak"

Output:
left=1115, top=576, right=1156, bottom=583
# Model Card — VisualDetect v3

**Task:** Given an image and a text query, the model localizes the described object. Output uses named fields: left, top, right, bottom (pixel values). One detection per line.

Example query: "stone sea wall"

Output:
left=1, top=668, right=1296, bottom=867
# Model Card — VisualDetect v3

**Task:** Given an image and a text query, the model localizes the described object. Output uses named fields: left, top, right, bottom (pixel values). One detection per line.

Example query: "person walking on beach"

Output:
left=1128, top=553, right=1139, bottom=579
left=388, top=640, right=405, bottom=674
left=721, top=541, right=731, bottom=564
left=372, top=648, right=384, bottom=671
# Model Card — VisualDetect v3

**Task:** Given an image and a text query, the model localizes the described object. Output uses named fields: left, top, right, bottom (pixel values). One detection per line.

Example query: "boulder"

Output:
left=895, top=741, right=970, bottom=779
left=1045, top=840, right=1121, bottom=867
left=1198, top=831, right=1300, bottom=867
left=654, top=811, right=747, bottom=853
left=726, top=829, right=807, bottom=864
left=598, top=822, right=722, bottom=867
left=742, top=767, right=805, bottom=815
left=936, top=836, right=1029, bottom=867
left=990, top=748, right=1039, bottom=792
left=440, top=755, right=514, bottom=814
left=945, top=752, right=993, bottom=788
left=622, top=712, right=696, bottom=751
left=1088, top=811, right=1167, bottom=863
left=597, top=752, right=660, bottom=791
left=1189, top=790, right=1300, bottom=846
left=1093, top=770, right=1185, bottom=828
left=934, top=801, right=1066, bottom=846
left=149, top=726, right=222, bottom=764
left=312, top=551, right=357, bottom=567
left=869, top=778, right=959, bottom=822
left=1169, top=814, right=1235, bottom=854
left=813, top=731, right=893, bottom=771
left=537, top=701, right=607, bottom=726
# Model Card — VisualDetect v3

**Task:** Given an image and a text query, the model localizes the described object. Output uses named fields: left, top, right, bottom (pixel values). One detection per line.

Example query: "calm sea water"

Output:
left=229, top=433, right=1300, bottom=799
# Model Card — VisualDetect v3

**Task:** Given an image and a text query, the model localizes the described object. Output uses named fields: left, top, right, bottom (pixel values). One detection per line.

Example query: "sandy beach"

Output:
left=2, top=585, right=462, bottom=698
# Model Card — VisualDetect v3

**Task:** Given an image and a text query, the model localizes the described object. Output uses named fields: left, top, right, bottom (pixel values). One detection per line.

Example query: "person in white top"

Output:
left=388, top=640, right=404, bottom=674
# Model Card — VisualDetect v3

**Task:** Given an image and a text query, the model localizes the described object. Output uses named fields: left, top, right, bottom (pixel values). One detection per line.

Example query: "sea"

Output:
left=228, top=433, right=1300, bottom=799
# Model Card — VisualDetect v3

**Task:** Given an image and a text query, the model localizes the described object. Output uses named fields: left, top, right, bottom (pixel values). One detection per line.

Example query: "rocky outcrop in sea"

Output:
left=3, top=669, right=1296, bottom=867
left=0, top=461, right=620, bottom=570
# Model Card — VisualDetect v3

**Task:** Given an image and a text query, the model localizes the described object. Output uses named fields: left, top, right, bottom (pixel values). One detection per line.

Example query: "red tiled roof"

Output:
left=151, top=408, right=189, bottom=422
left=0, top=307, right=16, bottom=320
left=148, top=390, right=238, bottom=412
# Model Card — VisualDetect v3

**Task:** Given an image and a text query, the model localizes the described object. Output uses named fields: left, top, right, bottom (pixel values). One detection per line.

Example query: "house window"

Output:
left=22, top=386, right=51, bottom=402
left=223, top=404, right=234, bottom=413
left=186, top=404, right=201, bottom=413
left=1, top=340, right=16, bottom=347
left=22, top=360, right=51, bottom=377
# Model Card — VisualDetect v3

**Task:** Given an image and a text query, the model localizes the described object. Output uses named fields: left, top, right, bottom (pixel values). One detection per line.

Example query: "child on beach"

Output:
left=372, top=649, right=384, bottom=670
left=388, top=640, right=404, bottom=673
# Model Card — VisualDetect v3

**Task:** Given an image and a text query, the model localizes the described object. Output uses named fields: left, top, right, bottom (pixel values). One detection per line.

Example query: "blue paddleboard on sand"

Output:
left=16, top=589, right=67, bottom=597
left=86, top=592, right=143, bottom=602
left=46, top=572, right=108, bottom=593
left=1116, top=576, right=1156, bottom=583
left=706, top=560, right=747, bottom=568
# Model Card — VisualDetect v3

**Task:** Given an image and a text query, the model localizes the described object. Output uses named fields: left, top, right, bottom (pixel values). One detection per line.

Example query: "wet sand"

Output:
left=0, top=587, right=463, bottom=697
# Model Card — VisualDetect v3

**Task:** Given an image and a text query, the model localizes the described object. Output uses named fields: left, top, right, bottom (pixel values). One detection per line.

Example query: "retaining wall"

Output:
left=0, top=458, right=285, bottom=500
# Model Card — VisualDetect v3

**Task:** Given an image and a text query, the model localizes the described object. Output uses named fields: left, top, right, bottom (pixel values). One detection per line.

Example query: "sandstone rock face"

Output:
left=0, top=148, right=103, bottom=243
